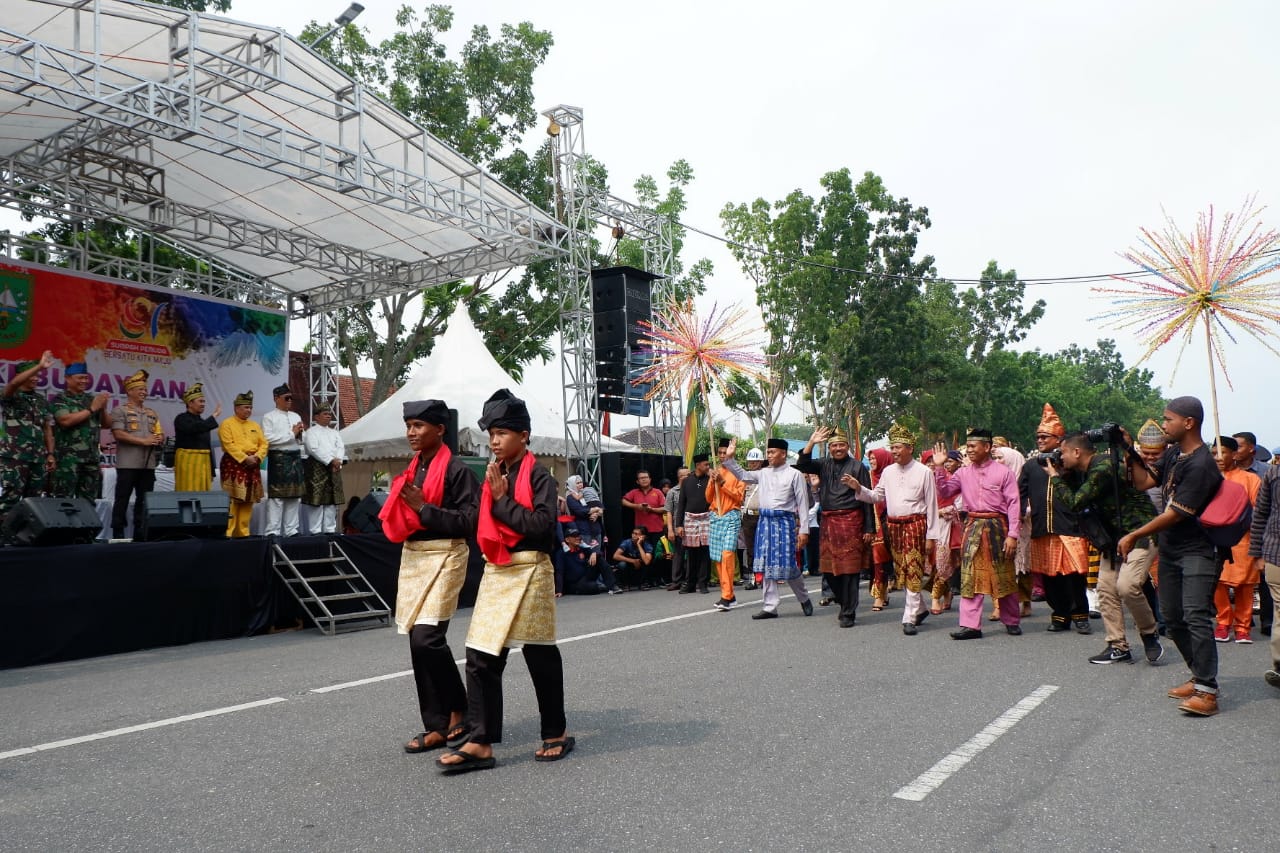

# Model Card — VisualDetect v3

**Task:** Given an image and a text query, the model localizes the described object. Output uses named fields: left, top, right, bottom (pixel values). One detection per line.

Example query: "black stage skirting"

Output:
left=0, top=533, right=484, bottom=670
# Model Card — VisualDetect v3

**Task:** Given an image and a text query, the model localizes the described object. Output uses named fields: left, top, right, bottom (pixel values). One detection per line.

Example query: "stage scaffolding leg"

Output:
left=308, top=310, right=340, bottom=423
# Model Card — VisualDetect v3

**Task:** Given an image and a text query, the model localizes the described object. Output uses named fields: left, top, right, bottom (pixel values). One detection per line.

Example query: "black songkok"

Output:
left=692, top=452, right=710, bottom=464
left=766, top=438, right=789, bottom=451
left=966, top=428, right=993, bottom=442
left=272, top=383, right=292, bottom=398
left=403, top=399, right=450, bottom=425
left=1167, top=395, right=1205, bottom=423
left=478, top=388, right=531, bottom=432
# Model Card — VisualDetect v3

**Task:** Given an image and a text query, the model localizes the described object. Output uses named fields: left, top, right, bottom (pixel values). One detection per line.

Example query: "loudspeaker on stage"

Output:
left=2, top=497, right=102, bottom=546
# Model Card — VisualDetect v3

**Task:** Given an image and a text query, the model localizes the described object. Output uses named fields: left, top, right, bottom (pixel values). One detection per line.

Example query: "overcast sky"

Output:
left=252, top=0, right=1278, bottom=443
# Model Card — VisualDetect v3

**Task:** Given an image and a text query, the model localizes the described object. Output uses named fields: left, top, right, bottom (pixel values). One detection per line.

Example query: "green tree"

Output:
left=158, top=0, right=232, bottom=10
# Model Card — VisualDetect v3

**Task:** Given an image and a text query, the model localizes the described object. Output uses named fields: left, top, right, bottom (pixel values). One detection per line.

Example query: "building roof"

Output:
left=612, top=425, right=685, bottom=455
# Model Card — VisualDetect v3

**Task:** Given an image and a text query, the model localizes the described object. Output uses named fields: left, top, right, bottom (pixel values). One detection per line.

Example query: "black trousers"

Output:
left=465, top=643, right=566, bottom=744
left=1259, top=579, right=1274, bottom=632
left=741, top=514, right=759, bottom=571
left=409, top=620, right=466, bottom=734
left=111, top=467, right=155, bottom=539
left=824, top=573, right=860, bottom=622
left=564, top=561, right=619, bottom=594
left=1043, top=572, right=1089, bottom=622
left=805, top=526, right=822, bottom=576
left=670, top=538, right=687, bottom=587
left=681, top=544, right=710, bottom=591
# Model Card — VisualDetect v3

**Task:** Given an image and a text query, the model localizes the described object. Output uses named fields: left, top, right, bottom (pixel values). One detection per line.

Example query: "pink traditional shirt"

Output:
left=854, top=459, right=940, bottom=541
left=935, top=459, right=1021, bottom=538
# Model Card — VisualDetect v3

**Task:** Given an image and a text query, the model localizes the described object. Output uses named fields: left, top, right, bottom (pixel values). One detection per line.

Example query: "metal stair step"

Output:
left=329, top=610, right=391, bottom=622
left=301, top=591, right=380, bottom=603
left=275, top=557, right=345, bottom=566
left=284, top=573, right=362, bottom=583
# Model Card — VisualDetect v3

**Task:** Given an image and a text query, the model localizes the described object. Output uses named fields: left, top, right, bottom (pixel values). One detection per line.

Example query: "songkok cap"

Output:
left=403, top=399, right=449, bottom=425
left=1214, top=435, right=1239, bottom=452
left=182, top=382, right=205, bottom=404
left=16, top=359, right=38, bottom=372
left=233, top=390, right=253, bottom=407
left=967, top=428, right=993, bottom=442
left=478, top=388, right=531, bottom=432
left=1036, top=403, right=1065, bottom=437
left=746, top=448, right=764, bottom=461
left=1166, top=395, right=1204, bottom=423
left=124, top=369, right=149, bottom=391
left=314, top=402, right=334, bottom=416
left=692, top=452, right=710, bottom=464
left=947, top=450, right=963, bottom=461
left=717, top=437, right=731, bottom=448
left=887, top=422, right=916, bottom=447
left=563, top=526, right=581, bottom=538
left=1136, top=418, right=1167, bottom=449
left=65, top=362, right=88, bottom=376
left=272, top=383, right=292, bottom=398
left=829, top=427, right=850, bottom=444
left=766, top=438, right=789, bottom=451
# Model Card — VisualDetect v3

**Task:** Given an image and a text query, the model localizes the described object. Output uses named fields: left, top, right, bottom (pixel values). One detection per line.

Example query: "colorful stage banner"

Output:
left=0, top=260, right=287, bottom=465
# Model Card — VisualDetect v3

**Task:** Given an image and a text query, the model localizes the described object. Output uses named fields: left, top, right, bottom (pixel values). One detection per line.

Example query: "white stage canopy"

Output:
left=0, top=0, right=564, bottom=314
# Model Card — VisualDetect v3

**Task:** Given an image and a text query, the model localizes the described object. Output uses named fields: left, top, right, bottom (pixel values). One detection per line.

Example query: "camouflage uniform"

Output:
left=51, top=389, right=103, bottom=501
left=0, top=389, right=52, bottom=519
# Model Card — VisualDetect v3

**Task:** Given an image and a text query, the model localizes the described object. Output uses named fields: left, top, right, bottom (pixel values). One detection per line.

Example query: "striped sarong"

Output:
left=755, top=508, right=800, bottom=581
left=174, top=448, right=212, bottom=492
left=266, top=449, right=305, bottom=499
left=682, top=511, right=711, bottom=547
left=819, top=508, right=865, bottom=575
left=886, top=513, right=929, bottom=593
left=960, top=512, right=1017, bottom=599
left=709, top=509, right=741, bottom=559
left=1030, top=534, right=1090, bottom=577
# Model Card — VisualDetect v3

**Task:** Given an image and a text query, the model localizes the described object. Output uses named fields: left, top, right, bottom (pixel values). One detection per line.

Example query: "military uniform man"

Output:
left=0, top=351, right=56, bottom=523
left=51, top=361, right=111, bottom=501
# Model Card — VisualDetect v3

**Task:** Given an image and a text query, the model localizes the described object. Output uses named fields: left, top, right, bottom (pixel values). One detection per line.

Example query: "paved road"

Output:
left=1, top=582, right=1274, bottom=852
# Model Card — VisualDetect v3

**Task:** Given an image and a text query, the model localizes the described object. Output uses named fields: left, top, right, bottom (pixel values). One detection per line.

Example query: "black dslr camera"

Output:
left=1084, top=422, right=1124, bottom=444
left=1033, top=448, right=1063, bottom=468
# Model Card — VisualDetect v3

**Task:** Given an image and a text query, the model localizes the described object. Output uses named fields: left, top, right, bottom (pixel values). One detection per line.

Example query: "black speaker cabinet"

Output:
left=591, top=266, right=657, bottom=313
left=346, top=491, right=388, bottom=535
left=597, top=451, right=683, bottom=548
left=2, top=496, right=102, bottom=546
left=144, top=491, right=229, bottom=540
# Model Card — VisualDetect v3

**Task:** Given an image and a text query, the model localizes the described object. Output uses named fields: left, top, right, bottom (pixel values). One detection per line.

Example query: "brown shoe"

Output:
left=1178, top=690, right=1219, bottom=716
left=1167, top=680, right=1197, bottom=700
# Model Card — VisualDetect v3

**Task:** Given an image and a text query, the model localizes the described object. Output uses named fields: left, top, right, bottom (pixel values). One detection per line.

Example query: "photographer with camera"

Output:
left=1019, top=404, right=1092, bottom=634
left=1045, top=431, right=1162, bottom=666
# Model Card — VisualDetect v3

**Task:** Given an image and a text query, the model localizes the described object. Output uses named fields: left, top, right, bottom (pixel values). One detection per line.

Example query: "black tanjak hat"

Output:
left=766, top=438, right=788, bottom=451
left=403, top=399, right=450, bottom=425
left=478, top=388, right=531, bottom=432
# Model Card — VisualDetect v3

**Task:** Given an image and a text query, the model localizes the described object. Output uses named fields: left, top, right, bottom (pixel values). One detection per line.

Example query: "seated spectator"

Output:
left=613, top=526, right=655, bottom=590
left=565, top=475, right=606, bottom=555
left=561, top=527, right=622, bottom=595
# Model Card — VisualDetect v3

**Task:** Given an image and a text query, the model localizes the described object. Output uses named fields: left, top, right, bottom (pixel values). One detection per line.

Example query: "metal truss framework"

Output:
left=543, top=105, right=680, bottom=489
left=0, top=0, right=565, bottom=410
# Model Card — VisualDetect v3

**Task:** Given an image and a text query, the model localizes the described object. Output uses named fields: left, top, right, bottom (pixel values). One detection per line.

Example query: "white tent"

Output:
left=340, top=304, right=632, bottom=465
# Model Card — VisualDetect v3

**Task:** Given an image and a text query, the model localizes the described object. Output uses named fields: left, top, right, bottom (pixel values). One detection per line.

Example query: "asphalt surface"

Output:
left=1, top=580, right=1275, bottom=853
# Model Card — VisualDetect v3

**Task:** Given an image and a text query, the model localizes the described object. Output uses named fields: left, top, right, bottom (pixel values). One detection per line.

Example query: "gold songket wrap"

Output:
left=394, top=539, right=469, bottom=633
left=465, top=550, right=557, bottom=656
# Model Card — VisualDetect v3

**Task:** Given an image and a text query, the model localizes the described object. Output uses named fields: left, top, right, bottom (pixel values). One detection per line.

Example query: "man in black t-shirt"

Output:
left=1121, top=395, right=1224, bottom=717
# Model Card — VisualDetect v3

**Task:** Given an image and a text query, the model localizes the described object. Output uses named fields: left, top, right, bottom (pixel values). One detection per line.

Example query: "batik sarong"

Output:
left=960, top=512, right=1017, bottom=599
left=395, top=539, right=469, bottom=632
left=682, top=511, right=711, bottom=547
left=819, top=508, right=865, bottom=575
left=220, top=456, right=263, bottom=504
left=303, top=456, right=345, bottom=507
left=755, top=508, right=800, bottom=582
left=266, top=449, right=305, bottom=499
left=709, top=509, right=741, bottom=561
left=465, top=551, right=556, bottom=656
left=886, top=513, right=929, bottom=593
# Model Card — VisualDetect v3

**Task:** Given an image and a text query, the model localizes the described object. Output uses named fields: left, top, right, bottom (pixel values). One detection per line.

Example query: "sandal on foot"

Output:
left=404, top=731, right=447, bottom=753
left=436, top=748, right=496, bottom=774
left=446, top=723, right=472, bottom=748
left=535, top=736, right=576, bottom=763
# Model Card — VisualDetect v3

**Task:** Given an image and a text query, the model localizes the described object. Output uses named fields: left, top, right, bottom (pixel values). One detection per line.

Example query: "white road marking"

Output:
left=310, top=670, right=413, bottom=693
left=0, top=697, right=288, bottom=762
left=892, top=684, right=1059, bottom=802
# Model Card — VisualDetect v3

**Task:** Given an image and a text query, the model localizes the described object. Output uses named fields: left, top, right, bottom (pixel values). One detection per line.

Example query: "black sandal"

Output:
left=446, top=722, right=472, bottom=748
left=436, top=748, right=496, bottom=774
left=535, top=736, right=576, bottom=762
left=404, top=731, right=447, bottom=754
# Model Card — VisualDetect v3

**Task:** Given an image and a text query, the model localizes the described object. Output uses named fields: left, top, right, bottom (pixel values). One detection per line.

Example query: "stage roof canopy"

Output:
left=0, top=0, right=565, bottom=315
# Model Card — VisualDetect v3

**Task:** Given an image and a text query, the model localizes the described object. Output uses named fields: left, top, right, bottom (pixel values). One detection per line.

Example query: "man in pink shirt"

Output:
left=622, top=471, right=668, bottom=581
left=935, top=429, right=1022, bottom=639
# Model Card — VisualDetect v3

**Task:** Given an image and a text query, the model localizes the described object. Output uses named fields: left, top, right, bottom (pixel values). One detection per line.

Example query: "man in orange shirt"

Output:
left=708, top=437, right=747, bottom=610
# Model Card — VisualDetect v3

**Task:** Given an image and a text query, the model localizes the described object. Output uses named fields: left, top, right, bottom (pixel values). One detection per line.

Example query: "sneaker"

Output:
left=1140, top=633, right=1164, bottom=664
left=1088, top=645, right=1133, bottom=665
left=1235, top=631, right=1252, bottom=644
left=1214, top=625, right=1230, bottom=643
left=714, top=597, right=737, bottom=611
left=607, top=586, right=624, bottom=595
left=1264, top=670, right=1280, bottom=690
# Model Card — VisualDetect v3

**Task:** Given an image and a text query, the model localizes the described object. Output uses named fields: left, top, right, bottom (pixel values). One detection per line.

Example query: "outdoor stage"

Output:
left=0, top=534, right=483, bottom=670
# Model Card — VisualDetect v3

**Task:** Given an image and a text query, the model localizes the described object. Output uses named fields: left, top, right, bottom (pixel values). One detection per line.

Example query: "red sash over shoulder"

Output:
left=379, top=445, right=451, bottom=543
left=477, top=452, right=536, bottom=564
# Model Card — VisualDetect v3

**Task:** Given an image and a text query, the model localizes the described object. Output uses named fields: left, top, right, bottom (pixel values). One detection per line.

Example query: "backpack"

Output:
left=1197, top=478, right=1253, bottom=549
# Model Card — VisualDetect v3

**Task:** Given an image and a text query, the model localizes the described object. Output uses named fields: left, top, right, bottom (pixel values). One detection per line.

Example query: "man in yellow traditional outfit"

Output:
left=379, top=399, right=479, bottom=755
left=173, top=382, right=221, bottom=491
left=218, top=391, right=267, bottom=538
left=436, top=389, right=573, bottom=774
